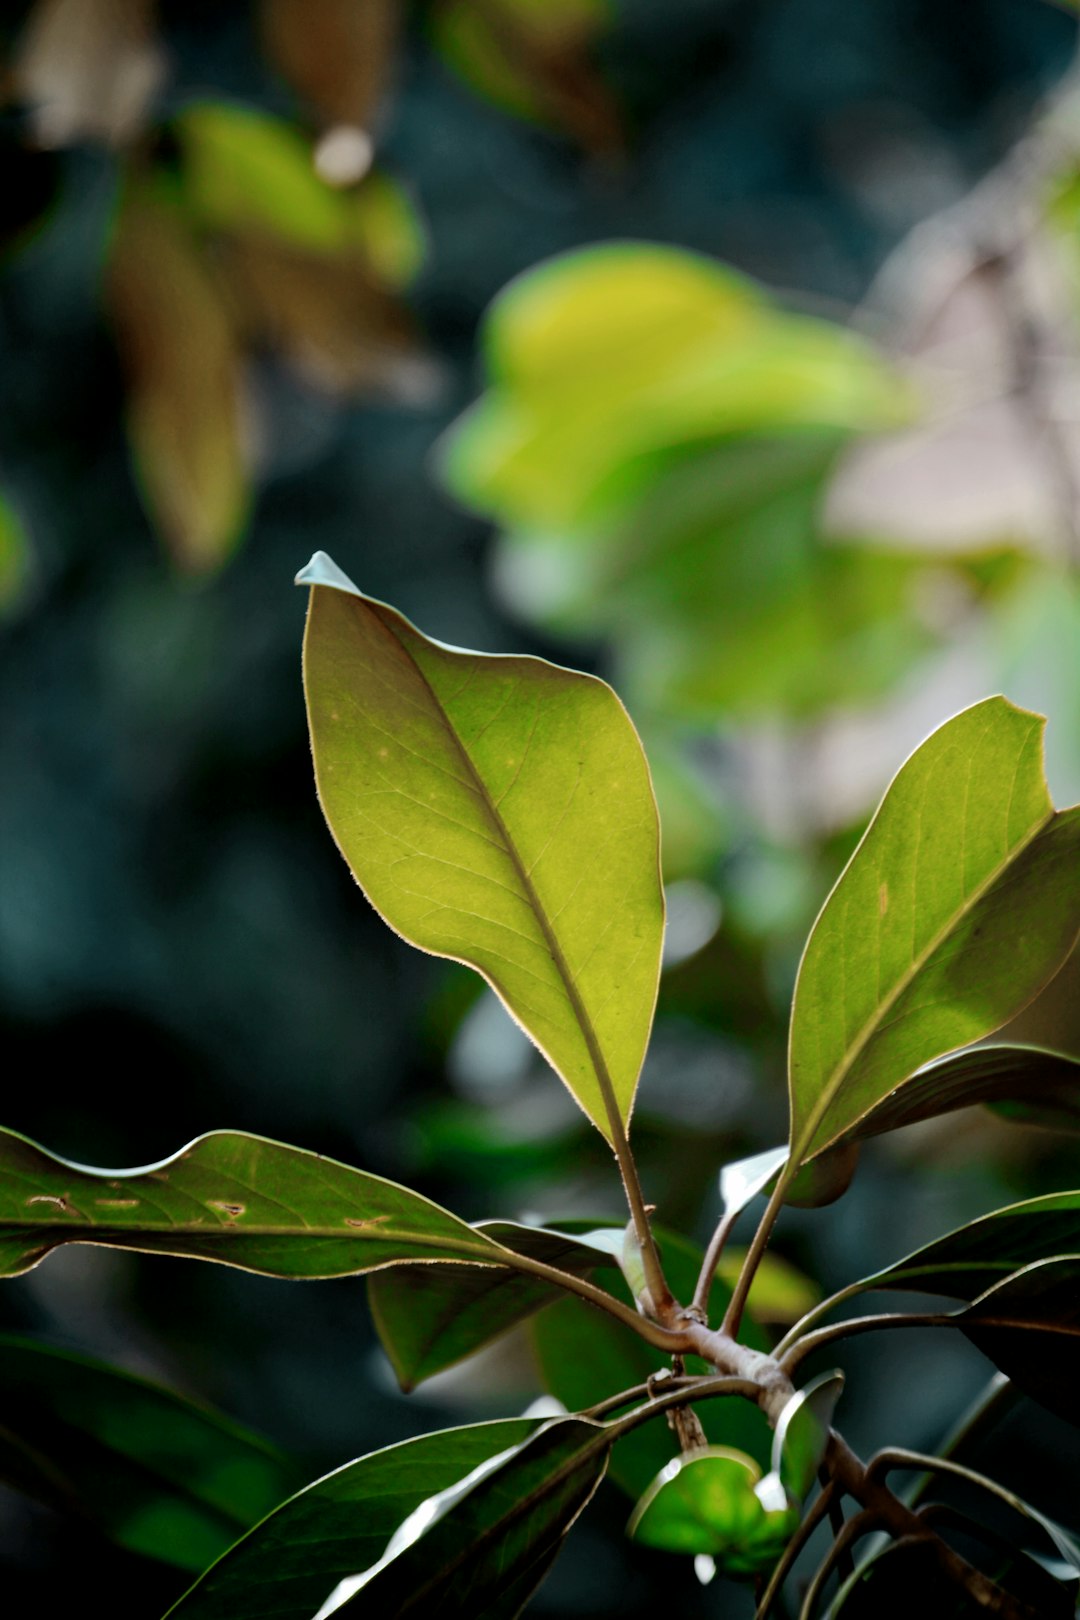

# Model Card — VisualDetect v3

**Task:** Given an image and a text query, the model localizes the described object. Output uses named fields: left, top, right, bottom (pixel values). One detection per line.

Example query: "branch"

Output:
left=754, top=1480, right=839, bottom=1619
left=722, top=1169, right=791, bottom=1338
left=780, top=1310, right=955, bottom=1375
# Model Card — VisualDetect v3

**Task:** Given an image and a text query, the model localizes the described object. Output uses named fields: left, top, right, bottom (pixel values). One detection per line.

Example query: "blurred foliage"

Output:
left=3, top=0, right=1080, bottom=1613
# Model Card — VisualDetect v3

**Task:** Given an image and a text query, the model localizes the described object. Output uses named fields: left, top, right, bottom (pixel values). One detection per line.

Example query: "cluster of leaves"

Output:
left=2, top=560, right=1079, bottom=1615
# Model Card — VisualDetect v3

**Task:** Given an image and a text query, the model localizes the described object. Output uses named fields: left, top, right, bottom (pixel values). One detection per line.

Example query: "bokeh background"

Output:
left=3, top=0, right=1080, bottom=1612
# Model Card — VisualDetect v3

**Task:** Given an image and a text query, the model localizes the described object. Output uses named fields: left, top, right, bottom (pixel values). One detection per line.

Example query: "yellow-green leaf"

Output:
left=298, top=553, right=664, bottom=1140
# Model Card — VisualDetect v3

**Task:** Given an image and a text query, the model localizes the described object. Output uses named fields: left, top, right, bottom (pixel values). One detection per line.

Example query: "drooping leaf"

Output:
left=772, top=1370, right=843, bottom=1504
left=959, top=1258, right=1080, bottom=1428
left=530, top=1231, right=772, bottom=1496
left=166, top=1418, right=537, bottom=1618
left=298, top=551, right=664, bottom=1141
left=820, top=1044, right=1080, bottom=1152
left=0, top=1336, right=293, bottom=1571
left=107, top=178, right=249, bottom=573
left=0, top=1125, right=522, bottom=1279
left=788, top=698, right=1080, bottom=1167
left=369, top=1220, right=624, bottom=1391
left=309, top=1418, right=609, bottom=1617
left=860, top=1188, right=1080, bottom=1301
left=627, top=1446, right=797, bottom=1573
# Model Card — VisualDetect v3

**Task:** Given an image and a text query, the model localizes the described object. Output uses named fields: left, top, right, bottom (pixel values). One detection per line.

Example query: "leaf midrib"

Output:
left=371, top=604, right=628, bottom=1141
left=791, top=802, right=1057, bottom=1165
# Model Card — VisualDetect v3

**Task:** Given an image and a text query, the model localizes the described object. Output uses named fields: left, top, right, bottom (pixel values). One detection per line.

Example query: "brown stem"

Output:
left=798, top=1509, right=876, bottom=1620
left=722, top=1170, right=791, bottom=1338
left=691, top=1204, right=742, bottom=1316
left=754, top=1480, right=839, bottom=1619
left=780, top=1310, right=955, bottom=1374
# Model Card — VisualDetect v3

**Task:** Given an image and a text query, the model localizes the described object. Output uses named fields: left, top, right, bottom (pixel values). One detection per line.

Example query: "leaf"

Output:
left=0, top=489, right=31, bottom=613
left=0, top=1125, right=520, bottom=1279
left=0, top=1335, right=293, bottom=1571
left=788, top=698, right=1080, bottom=1167
left=107, top=179, right=249, bottom=572
left=827, top=1534, right=1074, bottom=1619
left=862, top=1189, right=1080, bottom=1301
left=959, top=1258, right=1080, bottom=1428
left=530, top=1230, right=772, bottom=1497
left=627, top=1446, right=797, bottom=1572
left=718, top=1146, right=788, bottom=1223
left=166, top=1418, right=537, bottom=1618
left=716, top=1250, right=821, bottom=1327
left=298, top=551, right=665, bottom=1141
left=772, top=1370, right=843, bottom=1503
left=308, top=1418, right=609, bottom=1617
left=369, top=1220, right=624, bottom=1390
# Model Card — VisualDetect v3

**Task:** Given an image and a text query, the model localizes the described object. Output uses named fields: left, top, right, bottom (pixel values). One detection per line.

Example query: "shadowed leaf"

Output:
left=789, top=698, right=1080, bottom=1167
left=166, top=1418, right=538, bottom=1618
left=0, top=1336, right=292, bottom=1571
left=299, top=551, right=664, bottom=1141
left=772, top=1370, right=843, bottom=1503
left=960, top=1258, right=1080, bottom=1428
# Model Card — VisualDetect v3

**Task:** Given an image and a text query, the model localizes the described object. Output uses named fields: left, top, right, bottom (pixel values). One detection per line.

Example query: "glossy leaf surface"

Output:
left=167, top=1418, right=536, bottom=1617
left=865, top=1188, right=1080, bottom=1300
left=789, top=698, right=1080, bottom=1165
left=772, top=1370, right=843, bottom=1503
left=369, top=1220, right=623, bottom=1390
left=0, top=1336, right=292, bottom=1571
left=628, top=1446, right=796, bottom=1572
left=318, top=1418, right=609, bottom=1616
left=299, top=552, right=664, bottom=1139
left=824, top=1044, right=1080, bottom=1151
left=0, top=1126, right=515, bottom=1279
left=960, top=1258, right=1080, bottom=1427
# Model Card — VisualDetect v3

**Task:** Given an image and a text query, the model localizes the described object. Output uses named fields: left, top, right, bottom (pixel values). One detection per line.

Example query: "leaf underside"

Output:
left=299, top=551, right=664, bottom=1140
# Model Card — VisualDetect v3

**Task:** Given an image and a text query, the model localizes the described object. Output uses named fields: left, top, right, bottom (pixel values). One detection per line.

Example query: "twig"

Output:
left=754, top=1480, right=839, bottom=1619
left=780, top=1310, right=955, bottom=1374
left=798, top=1509, right=875, bottom=1620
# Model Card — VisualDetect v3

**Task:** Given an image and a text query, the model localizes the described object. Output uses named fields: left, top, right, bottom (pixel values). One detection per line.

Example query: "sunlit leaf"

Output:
left=299, top=551, right=664, bottom=1141
left=717, top=1146, right=788, bottom=1223
left=531, top=1230, right=772, bottom=1496
left=960, top=1258, right=1080, bottom=1427
left=788, top=698, right=1080, bottom=1167
left=0, top=1125, right=519, bottom=1279
left=628, top=1446, right=797, bottom=1572
left=0, top=1336, right=293, bottom=1571
left=369, top=1219, right=624, bottom=1391
left=166, top=1418, right=538, bottom=1618
left=107, top=179, right=249, bottom=572
left=772, top=1370, right=843, bottom=1503
left=309, top=1418, right=608, bottom=1617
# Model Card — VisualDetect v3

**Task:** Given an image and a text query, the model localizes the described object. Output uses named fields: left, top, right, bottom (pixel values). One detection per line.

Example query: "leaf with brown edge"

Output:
left=298, top=551, right=665, bottom=1142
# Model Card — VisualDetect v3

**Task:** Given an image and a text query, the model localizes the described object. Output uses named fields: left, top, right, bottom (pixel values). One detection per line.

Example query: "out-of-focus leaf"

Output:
left=771, top=1370, right=843, bottom=1503
left=716, top=1250, right=821, bottom=1327
left=443, top=247, right=906, bottom=533
left=430, top=0, right=620, bottom=152
left=298, top=552, right=664, bottom=1142
left=960, top=1258, right=1080, bottom=1427
left=628, top=1446, right=797, bottom=1572
left=107, top=180, right=249, bottom=572
left=260, top=0, right=396, bottom=132
left=531, top=1231, right=772, bottom=1497
left=14, top=0, right=165, bottom=148
left=166, top=1418, right=537, bottom=1618
left=218, top=234, right=424, bottom=395
left=788, top=699, right=1080, bottom=1167
left=0, top=491, right=30, bottom=612
left=369, top=1219, right=624, bottom=1390
left=0, top=1125, right=520, bottom=1279
left=0, top=1336, right=293, bottom=1572
left=309, top=1418, right=609, bottom=1617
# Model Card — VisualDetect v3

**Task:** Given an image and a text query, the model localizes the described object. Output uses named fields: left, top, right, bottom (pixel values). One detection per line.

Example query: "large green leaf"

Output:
left=298, top=552, right=664, bottom=1140
left=369, top=1220, right=624, bottom=1390
left=321, top=1418, right=609, bottom=1616
left=0, top=1336, right=293, bottom=1571
left=817, top=1044, right=1080, bottom=1153
left=864, top=1189, right=1080, bottom=1301
left=960, top=1258, right=1080, bottom=1427
left=0, top=1126, right=518, bottom=1279
left=167, top=1418, right=537, bottom=1618
left=788, top=698, right=1080, bottom=1166
left=530, top=1231, right=771, bottom=1496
